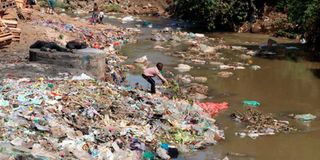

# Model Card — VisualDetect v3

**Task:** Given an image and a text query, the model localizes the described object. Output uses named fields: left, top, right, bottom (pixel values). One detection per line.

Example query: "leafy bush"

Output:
left=175, top=0, right=255, bottom=30
left=174, top=0, right=320, bottom=50
left=287, top=0, right=320, bottom=50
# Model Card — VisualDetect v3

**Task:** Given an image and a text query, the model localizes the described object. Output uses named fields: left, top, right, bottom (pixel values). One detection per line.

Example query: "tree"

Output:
left=174, top=0, right=255, bottom=31
left=287, top=0, right=320, bottom=51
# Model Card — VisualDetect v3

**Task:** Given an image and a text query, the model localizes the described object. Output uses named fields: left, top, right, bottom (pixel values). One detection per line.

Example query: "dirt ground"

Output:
left=0, top=8, right=121, bottom=79
left=69, top=0, right=172, bottom=16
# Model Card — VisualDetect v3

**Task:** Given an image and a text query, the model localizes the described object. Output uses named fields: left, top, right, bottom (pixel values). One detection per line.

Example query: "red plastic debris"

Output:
left=51, top=91, right=59, bottom=97
left=196, top=102, right=229, bottom=116
left=93, top=43, right=100, bottom=49
left=113, top=41, right=121, bottom=46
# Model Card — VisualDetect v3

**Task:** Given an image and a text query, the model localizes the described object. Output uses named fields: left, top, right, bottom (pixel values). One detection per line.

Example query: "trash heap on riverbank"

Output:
left=32, top=19, right=138, bottom=50
left=0, top=76, right=224, bottom=159
left=231, top=108, right=297, bottom=139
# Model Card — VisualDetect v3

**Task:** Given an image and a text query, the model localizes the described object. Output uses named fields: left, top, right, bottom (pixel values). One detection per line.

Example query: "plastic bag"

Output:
left=196, top=102, right=229, bottom=116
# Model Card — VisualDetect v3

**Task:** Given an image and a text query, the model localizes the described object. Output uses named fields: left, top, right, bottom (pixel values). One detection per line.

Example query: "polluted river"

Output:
left=107, top=15, right=320, bottom=160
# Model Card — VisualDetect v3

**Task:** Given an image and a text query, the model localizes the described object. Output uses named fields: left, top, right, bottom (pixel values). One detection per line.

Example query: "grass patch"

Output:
left=105, top=4, right=121, bottom=12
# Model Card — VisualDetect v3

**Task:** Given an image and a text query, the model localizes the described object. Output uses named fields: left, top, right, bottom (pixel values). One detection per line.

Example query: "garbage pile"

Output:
left=0, top=76, right=224, bottom=159
left=32, top=20, right=137, bottom=50
left=231, top=108, right=297, bottom=139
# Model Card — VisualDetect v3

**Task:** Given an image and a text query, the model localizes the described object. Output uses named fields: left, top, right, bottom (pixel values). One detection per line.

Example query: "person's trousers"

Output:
left=142, top=74, right=155, bottom=93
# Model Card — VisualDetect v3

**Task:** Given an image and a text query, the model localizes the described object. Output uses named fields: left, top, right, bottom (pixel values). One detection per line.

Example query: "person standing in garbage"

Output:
left=47, top=0, right=56, bottom=14
left=91, top=3, right=99, bottom=25
left=142, top=63, right=168, bottom=94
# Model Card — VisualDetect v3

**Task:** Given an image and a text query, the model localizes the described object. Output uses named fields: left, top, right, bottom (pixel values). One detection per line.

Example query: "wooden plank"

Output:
left=0, top=34, right=13, bottom=42
left=2, top=19, right=17, bottom=25
left=0, top=33, right=12, bottom=38
left=9, top=28, right=21, bottom=32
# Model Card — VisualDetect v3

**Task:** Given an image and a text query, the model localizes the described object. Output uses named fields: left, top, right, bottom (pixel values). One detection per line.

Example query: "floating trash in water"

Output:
left=294, top=114, right=317, bottom=121
left=232, top=108, right=297, bottom=139
left=243, top=100, right=261, bottom=107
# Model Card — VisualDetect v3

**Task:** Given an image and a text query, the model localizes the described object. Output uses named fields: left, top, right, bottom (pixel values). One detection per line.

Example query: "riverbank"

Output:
left=0, top=8, right=226, bottom=159
left=1, top=5, right=320, bottom=160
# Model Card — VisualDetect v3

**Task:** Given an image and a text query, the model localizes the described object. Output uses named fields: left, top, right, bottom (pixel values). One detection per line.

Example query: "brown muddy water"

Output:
left=118, top=16, right=320, bottom=160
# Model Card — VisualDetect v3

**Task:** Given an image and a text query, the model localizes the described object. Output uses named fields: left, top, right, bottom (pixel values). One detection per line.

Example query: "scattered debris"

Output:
left=231, top=108, right=297, bottom=139
left=293, top=114, right=317, bottom=121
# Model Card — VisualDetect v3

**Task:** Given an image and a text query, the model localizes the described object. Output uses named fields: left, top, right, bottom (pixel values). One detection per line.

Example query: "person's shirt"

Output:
left=93, top=5, right=98, bottom=12
left=143, top=67, right=167, bottom=83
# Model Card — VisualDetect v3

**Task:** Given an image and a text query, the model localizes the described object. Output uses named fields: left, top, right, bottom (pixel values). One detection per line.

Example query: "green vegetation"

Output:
left=174, top=0, right=254, bottom=30
left=174, top=0, right=320, bottom=50
left=287, top=0, right=320, bottom=51
left=274, top=29, right=297, bottom=39
left=105, top=4, right=121, bottom=12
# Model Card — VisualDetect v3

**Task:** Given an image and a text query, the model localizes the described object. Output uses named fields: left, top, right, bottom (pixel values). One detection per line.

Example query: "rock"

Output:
left=199, top=44, right=215, bottom=53
left=251, top=23, right=262, bottom=33
left=29, top=49, right=106, bottom=80
left=194, top=77, right=207, bottom=83
left=154, top=45, right=167, bottom=50
left=187, top=83, right=208, bottom=95
left=151, top=33, right=167, bottom=41
left=180, top=76, right=192, bottom=84
left=195, top=33, right=205, bottom=38
left=231, top=46, right=247, bottom=50
left=170, top=35, right=181, bottom=42
left=251, top=65, right=261, bottom=70
left=219, top=65, right=234, bottom=70
left=246, top=50, right=257, bottom=56
left=191, top=59, right=206, bottom=64
left=162, top=27, right=172, bottom=32
left=217, top=71, right=233, bottom=78
left=50, top=126, right=66, bottom=138
left=190, top=93, right=207, bottom=100
left=174, top=64, right=192, bottom=72
left=209, top=61, right=224, bottom=66
left=240, top=54, right=252, bottom=60
left=122, top=16, right=135, bottom=23
left=134, top=56, right=148, bottom=63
